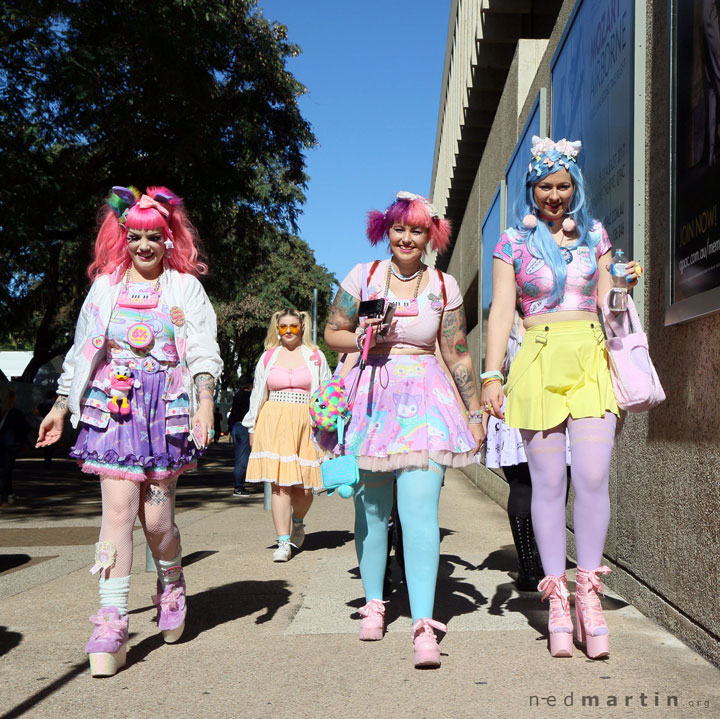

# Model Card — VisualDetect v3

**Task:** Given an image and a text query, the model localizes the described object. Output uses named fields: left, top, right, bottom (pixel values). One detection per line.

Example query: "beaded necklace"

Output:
left=383, top=262, right=424, bottom=317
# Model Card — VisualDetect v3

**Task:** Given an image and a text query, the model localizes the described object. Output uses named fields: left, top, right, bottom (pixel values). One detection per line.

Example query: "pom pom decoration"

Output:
left=523, top=214, right=538, bottom=229
left=309, top=377, right=350, bottom=431
left=562, top=217, right=576, bottom=233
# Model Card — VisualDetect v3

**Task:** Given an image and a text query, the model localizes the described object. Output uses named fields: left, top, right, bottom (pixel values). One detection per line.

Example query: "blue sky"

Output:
left=257, top=0, right=451, bottom=285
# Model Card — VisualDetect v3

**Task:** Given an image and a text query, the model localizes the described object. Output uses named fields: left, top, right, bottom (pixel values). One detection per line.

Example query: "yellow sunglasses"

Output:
left=278, top=324, right=301, bottom=334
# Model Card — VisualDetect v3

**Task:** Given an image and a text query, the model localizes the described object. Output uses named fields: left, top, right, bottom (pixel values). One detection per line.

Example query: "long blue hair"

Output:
left=512, top=150, right=599, bottom=306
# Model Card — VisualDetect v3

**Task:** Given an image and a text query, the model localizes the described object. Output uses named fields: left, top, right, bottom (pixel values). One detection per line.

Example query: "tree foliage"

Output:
left=0, top=0, right=333, bottom=386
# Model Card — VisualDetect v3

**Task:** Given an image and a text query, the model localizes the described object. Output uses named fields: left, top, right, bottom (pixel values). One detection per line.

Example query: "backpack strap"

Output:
left=368, top=260, right=381, bottom=286
left=360, top=260, right=382, bottom=302
left=310, top=348, right=322, bottom=366
left=262, top=347, right=280, bottom=368
left=437, top=269, right=447, bottom=307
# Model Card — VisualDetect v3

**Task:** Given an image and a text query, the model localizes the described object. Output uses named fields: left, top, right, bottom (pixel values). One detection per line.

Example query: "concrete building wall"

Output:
left=432, top=0, right=720, bottom=667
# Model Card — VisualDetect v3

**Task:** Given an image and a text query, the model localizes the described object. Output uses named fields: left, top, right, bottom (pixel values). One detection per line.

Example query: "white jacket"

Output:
left=242, top=345, right=331, bottom=433
left=57, top=266, right=223, bottom=427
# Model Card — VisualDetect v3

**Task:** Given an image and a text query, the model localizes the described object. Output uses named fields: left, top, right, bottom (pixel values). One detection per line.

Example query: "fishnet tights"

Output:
left=99, top=476, right=181, bottom=578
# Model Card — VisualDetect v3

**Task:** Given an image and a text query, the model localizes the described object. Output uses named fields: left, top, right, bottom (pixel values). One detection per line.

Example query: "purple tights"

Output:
left=520, top=412, right=617, bottom=576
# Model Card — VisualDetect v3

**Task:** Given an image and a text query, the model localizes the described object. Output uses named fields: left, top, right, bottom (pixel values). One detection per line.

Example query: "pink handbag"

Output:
left=601, top=294, right=665, bottom=412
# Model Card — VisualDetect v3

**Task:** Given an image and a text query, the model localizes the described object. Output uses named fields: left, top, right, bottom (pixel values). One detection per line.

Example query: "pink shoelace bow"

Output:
left=88, top=611, right=127, bottom=639
left=577, top=566, right=611, bottom=635
left=358, top=599, right=386, bottom=618
left=538, top=575, right=571, bottom=632
left=411, top=617, right=447, bottom=637
left=152, top=584, right=186, bottom=612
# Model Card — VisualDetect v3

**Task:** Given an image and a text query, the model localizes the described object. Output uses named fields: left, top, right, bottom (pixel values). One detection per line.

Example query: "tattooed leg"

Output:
left=141, top=479, right=180, bottom=560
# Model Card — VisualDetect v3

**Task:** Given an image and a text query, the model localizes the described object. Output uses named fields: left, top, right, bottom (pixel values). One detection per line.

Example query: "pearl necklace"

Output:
left=389, top=263, right=423, bottom=281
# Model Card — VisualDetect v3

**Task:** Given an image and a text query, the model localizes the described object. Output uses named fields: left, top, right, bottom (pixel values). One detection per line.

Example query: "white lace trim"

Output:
left=249, top=451, right=321, bottom=468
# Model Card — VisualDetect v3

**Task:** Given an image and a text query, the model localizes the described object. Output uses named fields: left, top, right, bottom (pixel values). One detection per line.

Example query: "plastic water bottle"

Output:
left=609, top=249, right=628, bottom=312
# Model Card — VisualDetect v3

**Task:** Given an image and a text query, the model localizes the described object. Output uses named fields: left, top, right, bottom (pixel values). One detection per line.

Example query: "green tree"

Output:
left=0, top=0, right=331, bottom=382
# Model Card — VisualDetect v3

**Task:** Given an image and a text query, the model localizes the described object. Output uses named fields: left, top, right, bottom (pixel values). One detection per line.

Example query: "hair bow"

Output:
left=395, top=190, right=440, bottom=219
left=137, top=194, right=170, bottom=217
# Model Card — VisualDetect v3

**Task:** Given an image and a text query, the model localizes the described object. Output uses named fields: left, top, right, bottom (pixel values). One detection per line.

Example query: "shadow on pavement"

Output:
left=0, top=578, right=292, bottom=719
left=0, top=624, right=22, bottom=658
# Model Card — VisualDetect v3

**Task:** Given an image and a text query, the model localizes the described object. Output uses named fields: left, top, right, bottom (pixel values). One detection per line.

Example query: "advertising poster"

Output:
left=551, top=0, right=635, bottom=256
left=670, top=0, right=720, bottom=312
left=505, top=96, right=542, bottom=228
left=481, top=184, right=503, bottom=367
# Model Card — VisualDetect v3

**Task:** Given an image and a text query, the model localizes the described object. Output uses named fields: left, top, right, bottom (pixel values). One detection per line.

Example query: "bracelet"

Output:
left=355, top=332, right=365, bottom=352
left=467, top=410, right=483, bottom=421
left=468, top=417, right=483, bottom=425
left=480, top=370, right=503, bottom=381
left=482, top=378, right=502, bottom=387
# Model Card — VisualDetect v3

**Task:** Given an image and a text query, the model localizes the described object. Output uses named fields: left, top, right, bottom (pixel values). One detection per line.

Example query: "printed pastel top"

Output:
left=341, top=260, right=463, bottom=352
left=267, top=365, right=312, bottom=393
left=493, top=223, right=611, bottom=317
left=107, top=286, right=180, bottom=364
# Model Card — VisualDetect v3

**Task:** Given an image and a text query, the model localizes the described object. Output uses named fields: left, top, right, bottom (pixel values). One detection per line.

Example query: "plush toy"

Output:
left=103, top=365, right=139, bottom=416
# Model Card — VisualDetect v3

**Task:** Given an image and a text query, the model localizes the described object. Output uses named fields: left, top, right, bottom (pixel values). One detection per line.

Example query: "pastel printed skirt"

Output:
left=316, top=355, right=476, bottom=473
left=246, top=399, right=323, bottom=489
left=70, top=360, right=197, bottom=482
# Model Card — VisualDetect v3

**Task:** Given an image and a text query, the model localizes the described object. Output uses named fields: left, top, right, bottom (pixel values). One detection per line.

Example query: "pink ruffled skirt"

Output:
left=316, top=355, right=476, bottom=473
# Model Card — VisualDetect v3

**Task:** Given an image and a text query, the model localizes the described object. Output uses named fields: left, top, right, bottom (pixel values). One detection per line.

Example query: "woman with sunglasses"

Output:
left=243, top=309, right=331, bottom=561
left=36, top=186, right=222, bottom=676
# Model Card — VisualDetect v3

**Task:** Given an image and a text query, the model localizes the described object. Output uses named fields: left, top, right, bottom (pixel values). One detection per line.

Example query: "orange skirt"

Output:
left=246, top=400, right=322, bottom=488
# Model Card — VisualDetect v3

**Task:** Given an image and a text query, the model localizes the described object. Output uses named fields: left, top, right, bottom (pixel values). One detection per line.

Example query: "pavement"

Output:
left=1, top=440, right=719, bottom=719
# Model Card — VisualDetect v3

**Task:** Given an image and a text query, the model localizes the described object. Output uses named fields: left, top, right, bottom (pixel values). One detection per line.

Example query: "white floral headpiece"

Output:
left=395, top=191, right=441, bottom=219
left=528, top=135, right=582, bottom=175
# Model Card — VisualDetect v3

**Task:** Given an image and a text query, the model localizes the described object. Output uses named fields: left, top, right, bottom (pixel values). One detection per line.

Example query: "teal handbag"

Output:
left=321, top=417, right=359, bottom=498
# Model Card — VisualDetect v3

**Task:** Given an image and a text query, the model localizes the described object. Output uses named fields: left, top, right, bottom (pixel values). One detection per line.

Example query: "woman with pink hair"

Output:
left=37, top=186, right=222, bottom=676
left=321, top=192, right=484, bottom=668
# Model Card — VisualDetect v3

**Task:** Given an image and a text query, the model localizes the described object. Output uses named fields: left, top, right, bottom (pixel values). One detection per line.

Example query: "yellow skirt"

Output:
left=246, top=400, right=323, bottom=488
left=505, top=320, right=619, bottom=431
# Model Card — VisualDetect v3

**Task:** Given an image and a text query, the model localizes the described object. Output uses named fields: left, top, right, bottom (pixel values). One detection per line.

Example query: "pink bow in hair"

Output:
left=137, top=194, right=170, bottom=217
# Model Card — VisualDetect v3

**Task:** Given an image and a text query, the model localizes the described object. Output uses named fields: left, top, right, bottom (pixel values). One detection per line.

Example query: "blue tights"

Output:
left=353, top=463, right=444, bottom=622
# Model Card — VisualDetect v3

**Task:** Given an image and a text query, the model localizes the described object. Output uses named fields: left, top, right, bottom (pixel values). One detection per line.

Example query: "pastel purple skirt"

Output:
left=70, top=362, right=197, bottom=482
left=316, top=354, right=476, bottom=473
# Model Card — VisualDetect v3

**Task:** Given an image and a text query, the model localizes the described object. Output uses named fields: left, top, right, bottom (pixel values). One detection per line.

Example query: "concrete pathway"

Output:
left=1, top=443, right=718, bottom=719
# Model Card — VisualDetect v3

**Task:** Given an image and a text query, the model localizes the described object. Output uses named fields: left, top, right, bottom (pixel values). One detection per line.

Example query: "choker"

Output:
left=389, top=263, right=423, bottom=281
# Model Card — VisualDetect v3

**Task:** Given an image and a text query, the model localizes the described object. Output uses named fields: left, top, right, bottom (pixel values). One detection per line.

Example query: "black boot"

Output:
left=508, top=513, right=543, bottom=591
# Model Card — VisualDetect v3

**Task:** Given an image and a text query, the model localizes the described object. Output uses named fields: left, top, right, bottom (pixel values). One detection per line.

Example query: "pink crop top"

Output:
left=267, top=364, right=312, bottom=392
left=340, top=260, right=464, bottom=351
left=493, top=223, right=612, bottom=317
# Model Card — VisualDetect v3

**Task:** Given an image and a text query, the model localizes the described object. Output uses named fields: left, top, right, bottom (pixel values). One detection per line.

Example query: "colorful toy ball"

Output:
left=309, top=377, right=350, bottom=430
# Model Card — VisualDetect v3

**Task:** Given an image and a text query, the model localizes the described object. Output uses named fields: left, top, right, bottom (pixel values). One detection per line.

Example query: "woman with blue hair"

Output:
left=482, top=137, right=640, bottom=660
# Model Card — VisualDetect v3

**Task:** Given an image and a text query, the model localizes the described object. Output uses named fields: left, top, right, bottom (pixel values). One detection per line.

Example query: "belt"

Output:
left=268, top=390, right=310, bottom=405
left=111, top=357, right=178, bottom=374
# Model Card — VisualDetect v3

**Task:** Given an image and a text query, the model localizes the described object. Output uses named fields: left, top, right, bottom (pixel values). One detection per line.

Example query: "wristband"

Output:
left=482, top=377, right=502, bottom=387
left=480, top=370, right=503, bottom=381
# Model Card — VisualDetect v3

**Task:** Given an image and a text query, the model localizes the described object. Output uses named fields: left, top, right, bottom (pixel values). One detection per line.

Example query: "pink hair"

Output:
left=87, top=185, right=207, bottom=280
left=366, top=196, right=452, bottom=254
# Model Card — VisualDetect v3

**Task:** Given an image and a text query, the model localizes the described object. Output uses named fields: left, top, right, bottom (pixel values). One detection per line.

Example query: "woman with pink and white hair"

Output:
left=320, top=191, right=484, bottom=669
left=37, top=186, right=222, bottom=676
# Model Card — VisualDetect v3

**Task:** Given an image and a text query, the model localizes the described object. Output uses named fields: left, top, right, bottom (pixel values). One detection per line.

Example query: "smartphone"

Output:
left=190, top=423, right=205, bottom=449
left=377, top=303, right=396, bottom=336
left=358, top=298, right=386, bottom=318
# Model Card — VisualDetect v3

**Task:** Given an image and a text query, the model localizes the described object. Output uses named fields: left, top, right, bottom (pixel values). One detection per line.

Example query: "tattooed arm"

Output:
left=191, top=373, right=215, bottom=448
left=438, top=304, right=484, bottom=452
left=36, top=395, right=69, bottom=447
left=438, top=305, right=481, bottom=412
left=324, top=288, right=364, bottom=352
